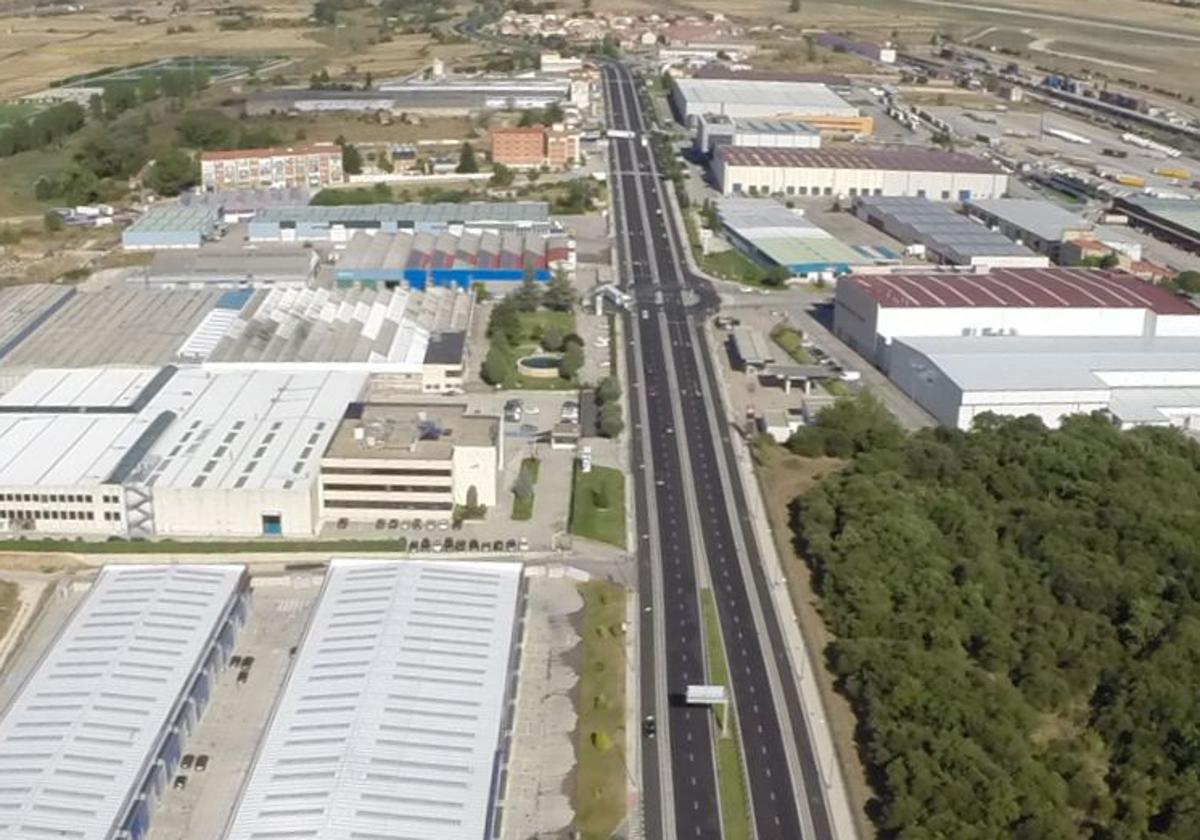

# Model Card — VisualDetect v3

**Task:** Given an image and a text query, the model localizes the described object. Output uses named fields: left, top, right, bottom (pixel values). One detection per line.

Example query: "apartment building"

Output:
left=490, top=124, right=581, bottom=169
left=200, top=143, right=344, bottom=190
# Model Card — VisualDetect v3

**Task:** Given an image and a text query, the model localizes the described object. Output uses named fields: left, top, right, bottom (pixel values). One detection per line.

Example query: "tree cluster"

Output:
left=0, top=102, right=85, bottom=158
left=793, top=404, right=1200, bottom=838
left=36, top=118, right=150, bottom=204
left=176, top=110, right=281, bottom=151
left=596, top=374, right=623, bottom=438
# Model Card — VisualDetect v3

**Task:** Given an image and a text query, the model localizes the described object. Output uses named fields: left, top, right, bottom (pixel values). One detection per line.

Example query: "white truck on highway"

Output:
left=607, top=129, right=636, bottom=140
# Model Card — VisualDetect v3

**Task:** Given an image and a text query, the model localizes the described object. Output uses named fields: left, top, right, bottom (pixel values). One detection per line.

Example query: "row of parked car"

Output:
left=403, top=536, right=529, bottom=553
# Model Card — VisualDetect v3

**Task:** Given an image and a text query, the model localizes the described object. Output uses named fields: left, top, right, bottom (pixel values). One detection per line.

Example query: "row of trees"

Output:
left=176, top=109, right=282, bottom=151
left=791, top=397, right=1200, bottom=837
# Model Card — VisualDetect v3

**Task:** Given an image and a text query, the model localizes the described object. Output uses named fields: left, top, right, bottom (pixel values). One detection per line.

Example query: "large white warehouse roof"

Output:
left=224, top=558, right=524, bottom=840
left=0, top=564, right=245, bottom=840
left=672, top=77, right=857, bottom=115
left=0, top=366, right=365, bottom=490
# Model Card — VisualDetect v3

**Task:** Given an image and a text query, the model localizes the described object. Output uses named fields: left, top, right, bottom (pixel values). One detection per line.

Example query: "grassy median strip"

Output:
left=510, top=457, right=540, bottom=521
left=573, top=580, right=627, bottom=840
left=701, top=588, right=753, bottom=840
left=0, top=581, right=18, bottom=650
left=569, top=464, right=627, bottom=548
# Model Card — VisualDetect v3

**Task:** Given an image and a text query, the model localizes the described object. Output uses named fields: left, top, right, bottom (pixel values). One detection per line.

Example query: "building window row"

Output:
left=0, top=492, right=101, bottom=504
left=324, top=500, right=455, bottom=511
left=322, top=483, right=452, bottom=494
left=321, top=467, right=453, bottom=477
left=0, top=509, right=97, bottom=521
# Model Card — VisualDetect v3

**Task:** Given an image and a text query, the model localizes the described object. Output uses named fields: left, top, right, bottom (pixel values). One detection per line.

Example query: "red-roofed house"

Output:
left=833, top=267, right=1200, bottom=367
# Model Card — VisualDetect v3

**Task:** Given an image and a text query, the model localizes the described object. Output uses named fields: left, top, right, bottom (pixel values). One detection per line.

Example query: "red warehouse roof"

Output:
left=717, top=146, right=1001, bottom=174
left=843, top=268, right=1198, bottom=314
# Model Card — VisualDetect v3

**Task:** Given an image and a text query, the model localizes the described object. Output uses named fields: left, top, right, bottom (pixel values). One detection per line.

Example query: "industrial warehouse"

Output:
left=713, top=146, right=1009, bottom=199
left=964, top=197, right=1145, bottom=266
left=694, top=114, right=822, bottom=156
left=0, top=564, right=249, bottom=840
left=245, top=201, right=555, bottom=244
left=224, top=558, right=524, bottom=840
left=333, top=229, right=574, bottom=289
left=889, top=335, right=1200, bottom=430
left=1112, top=195, right=1200, bottom=256
left=0, top=366, right=367, bottom=538
left=833, top=267, right=1200, bottom=366
left=854, top=196, right=1048, bottom=268
left=668, top=75, right=872, bottom=135
left=718, top=198, right=899, bottom=278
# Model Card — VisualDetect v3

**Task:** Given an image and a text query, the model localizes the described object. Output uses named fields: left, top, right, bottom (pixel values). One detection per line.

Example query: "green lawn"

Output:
left=701, top=249, right=772, bottom=288
left=701, top=589, right=752, bottom=840
left=569, top=465, right=626, bottom=549
left=510, top=457, right=540, bottom=521
left=573, top=580, right=628, bottom=840
left=508, top=310, right=579, bottom=390
left=770, top=326, right=812, bottom=364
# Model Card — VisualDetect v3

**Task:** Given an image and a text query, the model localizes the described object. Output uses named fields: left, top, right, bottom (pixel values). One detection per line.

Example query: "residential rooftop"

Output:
left=718, top=146, right=1002, bottom=174
left=843, top=267, right=1196, bottom=313
left=223, top=558, right=523, bottom=840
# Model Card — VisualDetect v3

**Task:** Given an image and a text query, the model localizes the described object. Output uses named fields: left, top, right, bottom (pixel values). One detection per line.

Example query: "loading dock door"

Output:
left=262, top=514, right=282, bottom=536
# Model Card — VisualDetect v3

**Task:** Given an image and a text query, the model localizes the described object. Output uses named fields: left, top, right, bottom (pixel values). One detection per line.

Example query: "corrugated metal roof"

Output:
left=223, top=558, right=523, bottom=840
left=718, top=145, right=1001, bottom=174
left=125, top=206, right=218, bottom=235
left=253, top=202, right=550, bottom=226
left=0, top=564, right=244, bottom=840
left=844, top=267, right=1199, bottom=312
left=673, top=78, right=857, bottom=115
left=857, top=196, right=1039, bottom=261
left=0, top=368, right=365, bottom=490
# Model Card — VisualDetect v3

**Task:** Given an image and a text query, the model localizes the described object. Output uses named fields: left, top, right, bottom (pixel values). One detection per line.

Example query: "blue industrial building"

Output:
left=333, top=229, right=573, bottom=290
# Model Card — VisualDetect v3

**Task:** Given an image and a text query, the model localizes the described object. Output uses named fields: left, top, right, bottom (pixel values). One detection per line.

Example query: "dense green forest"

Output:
left=791, top=400, right=1200, bottom=839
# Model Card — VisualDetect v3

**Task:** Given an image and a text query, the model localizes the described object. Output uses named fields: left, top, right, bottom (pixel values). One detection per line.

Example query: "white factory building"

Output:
left=0, top=564, right=248, bottom=840
left=889, top=335, right=1200, bottom=430
left=694, top=114, right=821, bottom=156
left=834, top=267, right=1200, bottom=367
left=669, top=76, right=859, bottom=123
left=0, top=366, right=366, bottom=539
left=714, top=147, right=1008, bottom=200
left=224, top=558, right=524, bottom=840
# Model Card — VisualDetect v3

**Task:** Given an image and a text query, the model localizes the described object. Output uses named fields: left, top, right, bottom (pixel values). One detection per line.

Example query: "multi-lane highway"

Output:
left=604, top=63, right=838, bottom=840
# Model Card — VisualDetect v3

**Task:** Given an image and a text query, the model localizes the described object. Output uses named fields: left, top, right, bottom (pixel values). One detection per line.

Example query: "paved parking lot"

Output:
left=146, top=576, right=321, bottom=840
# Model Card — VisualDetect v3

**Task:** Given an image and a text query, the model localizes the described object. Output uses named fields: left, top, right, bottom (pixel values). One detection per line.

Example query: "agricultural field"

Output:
left=59, top=55, right=285, bottom=88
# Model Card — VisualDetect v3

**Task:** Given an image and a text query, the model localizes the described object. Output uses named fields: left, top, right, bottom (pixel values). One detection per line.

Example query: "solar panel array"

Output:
left=0, top=564, right=245, bottom=840
left=224, top=559, right=523, bottom=840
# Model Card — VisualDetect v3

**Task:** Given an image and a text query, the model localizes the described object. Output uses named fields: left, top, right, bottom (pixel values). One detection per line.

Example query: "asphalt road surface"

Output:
left=604, top=63, right=838, bottom=840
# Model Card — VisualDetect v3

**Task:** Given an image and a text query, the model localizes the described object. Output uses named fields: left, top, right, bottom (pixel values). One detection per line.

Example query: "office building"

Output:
left=319, top=403, right=501, bottom=521
left=490, top=125, right=581, bottom=169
